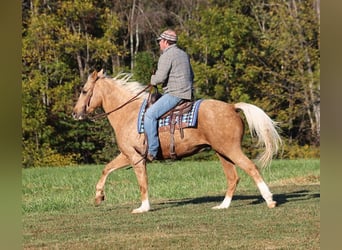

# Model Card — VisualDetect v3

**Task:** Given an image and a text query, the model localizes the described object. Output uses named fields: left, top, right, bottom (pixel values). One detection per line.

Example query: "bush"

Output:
left=22, top=142, right=79, bottom=167
left=280, top=141, right=320, bottom=159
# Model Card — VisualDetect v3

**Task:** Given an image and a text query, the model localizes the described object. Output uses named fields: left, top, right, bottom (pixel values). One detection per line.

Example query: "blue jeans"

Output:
left=144, top=93, right=182, bottom=157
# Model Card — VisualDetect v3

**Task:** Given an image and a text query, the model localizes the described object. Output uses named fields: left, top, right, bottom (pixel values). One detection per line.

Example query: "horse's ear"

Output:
left=90, top=70, right=98, bottom=80
left=98, top=69, right=105, bottom=78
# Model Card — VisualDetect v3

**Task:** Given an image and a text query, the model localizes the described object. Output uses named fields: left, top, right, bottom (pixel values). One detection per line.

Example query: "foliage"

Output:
left=22, top=0, right=320, bottom=167
left=133, top=51, right=157, bottom=84
left=22, top=0, right=122, bottom=167
left=281, top=140, right=320, bottom=159
left=180, top=4, right=258, bottom=102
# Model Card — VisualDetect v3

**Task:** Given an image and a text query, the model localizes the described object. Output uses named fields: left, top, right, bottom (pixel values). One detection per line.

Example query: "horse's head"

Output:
left=72, top=69, right=105, bottom=120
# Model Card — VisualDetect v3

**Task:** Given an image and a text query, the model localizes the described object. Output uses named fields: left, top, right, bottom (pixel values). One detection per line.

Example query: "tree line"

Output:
left=22, top=0, right=320, bottom=167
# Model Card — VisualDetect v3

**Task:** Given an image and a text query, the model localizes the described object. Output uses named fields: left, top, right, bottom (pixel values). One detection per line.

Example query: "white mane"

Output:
left=111, top=72, right=149, bottom=99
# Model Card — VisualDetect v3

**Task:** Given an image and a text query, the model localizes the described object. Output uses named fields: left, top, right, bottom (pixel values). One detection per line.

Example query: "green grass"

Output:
left=23, top=159, right=320, bottom=249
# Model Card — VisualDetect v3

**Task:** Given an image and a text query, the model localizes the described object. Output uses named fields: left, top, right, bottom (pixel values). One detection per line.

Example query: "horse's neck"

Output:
left=100, top=79, right=134, bottom=109
left=100, top=78, right=143, bottom=128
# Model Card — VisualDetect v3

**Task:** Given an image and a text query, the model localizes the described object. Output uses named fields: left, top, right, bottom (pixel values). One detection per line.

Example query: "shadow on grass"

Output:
left=151, top=184, right=320, bottom=211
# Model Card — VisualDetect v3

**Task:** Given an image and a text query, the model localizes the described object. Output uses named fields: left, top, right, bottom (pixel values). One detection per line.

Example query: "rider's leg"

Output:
left=144, top=93, right=181, bottom=158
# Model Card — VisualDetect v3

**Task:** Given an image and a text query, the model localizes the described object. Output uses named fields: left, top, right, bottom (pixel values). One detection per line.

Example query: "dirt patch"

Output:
left=271, top=175, right=320, bottom=186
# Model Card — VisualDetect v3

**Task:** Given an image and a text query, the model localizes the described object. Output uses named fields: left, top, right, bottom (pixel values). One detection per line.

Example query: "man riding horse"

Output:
left=144, top=29, right=194, bottom=161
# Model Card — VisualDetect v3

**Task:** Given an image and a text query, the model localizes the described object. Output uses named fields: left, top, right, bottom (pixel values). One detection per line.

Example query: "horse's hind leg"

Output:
left=231, top=151, right=276, bottom=208
left=213, top=154, right=240, bottom=209
left=95, top=153, right=130, bottom=206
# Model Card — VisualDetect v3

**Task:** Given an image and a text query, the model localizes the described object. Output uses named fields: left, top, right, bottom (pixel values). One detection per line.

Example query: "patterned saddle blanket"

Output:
left=137, top=99, right=203, bottom=133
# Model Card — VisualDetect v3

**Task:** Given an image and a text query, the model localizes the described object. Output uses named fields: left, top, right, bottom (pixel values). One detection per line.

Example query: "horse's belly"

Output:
left=159, top=128, right=208, bottom=158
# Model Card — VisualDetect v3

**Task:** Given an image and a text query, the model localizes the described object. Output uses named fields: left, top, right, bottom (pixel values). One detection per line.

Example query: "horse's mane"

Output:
left=110, top=72, right=149, bottom=99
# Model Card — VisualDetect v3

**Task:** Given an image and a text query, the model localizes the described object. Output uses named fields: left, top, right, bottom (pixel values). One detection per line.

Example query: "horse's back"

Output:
left=198, top=99, right=240, bottom=122
left=196, top=99, right=244, bottom=140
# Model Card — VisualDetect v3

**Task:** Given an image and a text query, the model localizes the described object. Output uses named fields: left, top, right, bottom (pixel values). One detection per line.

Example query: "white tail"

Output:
left=235, top=102, right=282, bottom=168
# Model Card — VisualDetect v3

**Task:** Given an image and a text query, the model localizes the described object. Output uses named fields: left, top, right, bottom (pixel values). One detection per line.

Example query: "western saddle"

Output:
left=145, top=89, right=194, bottom=159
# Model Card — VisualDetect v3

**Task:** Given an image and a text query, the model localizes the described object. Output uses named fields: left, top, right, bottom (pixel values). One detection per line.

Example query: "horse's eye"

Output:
left=82, top=89, right=87, bottom=95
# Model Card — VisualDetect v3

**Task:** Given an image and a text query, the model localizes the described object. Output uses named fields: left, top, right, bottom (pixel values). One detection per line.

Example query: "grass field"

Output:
left=22, top=159, right=320, bottom=249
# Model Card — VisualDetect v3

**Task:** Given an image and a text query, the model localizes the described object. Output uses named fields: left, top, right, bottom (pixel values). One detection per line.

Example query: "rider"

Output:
left=144, top=29, right=194, bottom=161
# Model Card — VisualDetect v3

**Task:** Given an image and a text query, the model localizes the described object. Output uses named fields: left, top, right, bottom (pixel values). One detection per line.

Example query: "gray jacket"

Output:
left=151, top=44, right=194, bottom=100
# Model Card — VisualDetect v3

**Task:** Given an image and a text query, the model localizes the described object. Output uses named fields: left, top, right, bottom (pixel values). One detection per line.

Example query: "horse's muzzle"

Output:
left=72, top=111, right=86, bottom=120
left=72, top=104, right=88, bottom=120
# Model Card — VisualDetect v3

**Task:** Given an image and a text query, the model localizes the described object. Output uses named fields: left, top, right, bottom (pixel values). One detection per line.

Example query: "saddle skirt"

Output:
left=137, top=99, right=203, bottom=134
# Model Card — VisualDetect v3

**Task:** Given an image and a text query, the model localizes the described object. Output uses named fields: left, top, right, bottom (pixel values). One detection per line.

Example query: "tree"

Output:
left=248, top=0, right=320, bottom=146
left=180, top=4, right=260, bottom=102
left=22, top=0, right=122, bottom=167
left=22, top=1, right=71, bottom=166
left=22, top=0, right=320, bottom=167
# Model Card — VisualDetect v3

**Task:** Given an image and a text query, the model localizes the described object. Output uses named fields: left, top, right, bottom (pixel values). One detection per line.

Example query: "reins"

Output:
left=89, top=84, right=151, bottom=121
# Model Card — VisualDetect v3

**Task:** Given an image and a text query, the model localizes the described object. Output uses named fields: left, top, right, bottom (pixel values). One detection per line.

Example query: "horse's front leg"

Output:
left=131, top=160, right=150, bottom=213
left=95, top=153, right=130, bottom=206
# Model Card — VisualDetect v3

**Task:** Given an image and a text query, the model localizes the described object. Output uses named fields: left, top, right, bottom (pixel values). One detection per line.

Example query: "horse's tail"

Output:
left=234, top=102, right=282, bottom=168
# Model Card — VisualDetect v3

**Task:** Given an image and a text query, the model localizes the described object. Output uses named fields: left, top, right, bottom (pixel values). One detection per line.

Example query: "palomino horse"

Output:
left=72, top=69, right=282, bottom=213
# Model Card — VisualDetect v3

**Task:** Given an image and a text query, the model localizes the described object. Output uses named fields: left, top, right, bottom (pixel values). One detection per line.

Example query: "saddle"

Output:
left=146, top=89, right=194, bottom=159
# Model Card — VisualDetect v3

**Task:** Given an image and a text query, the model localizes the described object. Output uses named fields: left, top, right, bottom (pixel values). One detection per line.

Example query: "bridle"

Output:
left=87, top=80, right=150, bottom=121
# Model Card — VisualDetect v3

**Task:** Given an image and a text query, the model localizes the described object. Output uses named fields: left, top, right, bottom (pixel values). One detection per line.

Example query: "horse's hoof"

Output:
left=212, top=197, right=231, bottom=210
left=267, top=201, right=277, bottom=208
left=131, top=207, right=150, bottom=213
left=131, top=204, right=150, bottom=214
left=212, top=205, right=227, bottom=210
left=131, top=200, right=150, bottom=213
left=94, top=195, right=105, bottom=206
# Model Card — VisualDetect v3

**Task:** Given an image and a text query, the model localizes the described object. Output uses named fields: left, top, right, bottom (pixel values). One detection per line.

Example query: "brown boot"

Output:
left=146, top=153, right=156, bottom=162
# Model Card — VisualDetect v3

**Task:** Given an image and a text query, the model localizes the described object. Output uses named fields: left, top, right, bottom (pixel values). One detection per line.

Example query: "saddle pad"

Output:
left=137, top=99, right=203, bottom=134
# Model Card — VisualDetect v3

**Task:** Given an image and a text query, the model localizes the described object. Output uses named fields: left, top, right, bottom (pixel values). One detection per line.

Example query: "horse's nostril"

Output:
left=72, top=112, right=79, bottom=120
